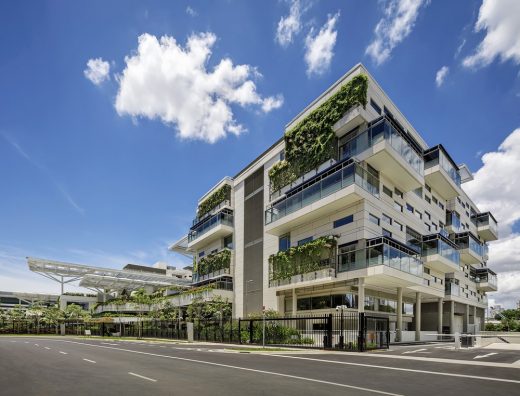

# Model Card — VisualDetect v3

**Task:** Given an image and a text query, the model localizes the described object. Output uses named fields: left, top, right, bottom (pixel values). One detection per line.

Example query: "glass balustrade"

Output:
left=422, top=236, right=460, bottom=265
left=265, top=161, right=379, bottom=224
left=445, top=281, right=460, bottom=296
left=474, top=212, right=498, bottom=235
left=188, top=210, right=234, bottom=242
left=424, top=147, right=461, bottom=187
left=337, top=240, right=423, bottom=278
left=339, top=117, right=424, bottom=176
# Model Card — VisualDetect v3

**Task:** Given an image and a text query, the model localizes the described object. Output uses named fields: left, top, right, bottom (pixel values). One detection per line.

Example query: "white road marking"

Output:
left=403, top=349, right=429, bottom=354
left=513, top=359, right=520, bottom=366
left=128, top=372, right=157, bottom=382
left=24, top=341, right=29, bottom=344
left=10, top=340, right=16, bottom=343
left=83, top=359, right=96, bottom=363
left=435, top=346, right=454, bottom=350
left=101, top=343, right=118, bottom=346
left=269, top=355, right=520, bottom=384
left=34, top=344, right=39, bottom=347
left=52, top=341, right=402, bottom=395
left=59, top=351, right=68, bottom=355
left=474, top=352, right=498, bottom=360
left=44, top=347, right=51, bottom=350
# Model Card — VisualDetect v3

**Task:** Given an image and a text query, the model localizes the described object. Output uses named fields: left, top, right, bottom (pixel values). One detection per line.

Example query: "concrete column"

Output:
left=415, top=292, right=422, bottom=341
left=358, top=278, right=365, bottom=313
left=437, top=298, right=443, bottom=336
left=449, top=300, right=455, bottom=334
left=292, top=288, right=297, bottom=315
left=472, top=305, right=477, bottom=325
left=396, top=287, right=403, bottom=342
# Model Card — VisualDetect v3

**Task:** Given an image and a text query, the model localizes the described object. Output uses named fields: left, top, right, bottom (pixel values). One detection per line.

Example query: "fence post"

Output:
left=358, top=312, right=365, bottom=352
left=326, top=314, right=333, bottom=348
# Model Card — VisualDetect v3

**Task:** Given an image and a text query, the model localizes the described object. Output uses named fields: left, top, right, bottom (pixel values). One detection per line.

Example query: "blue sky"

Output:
left=1, top=1, right=519, bottom=306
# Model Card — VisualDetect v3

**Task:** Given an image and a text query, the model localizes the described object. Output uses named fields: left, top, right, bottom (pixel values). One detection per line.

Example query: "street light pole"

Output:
left=262, top=305, right=266, bottom=348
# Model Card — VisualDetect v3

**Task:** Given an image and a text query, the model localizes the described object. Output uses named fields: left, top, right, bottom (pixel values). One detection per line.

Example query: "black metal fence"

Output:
left=0, top=313, right=389, bottom=352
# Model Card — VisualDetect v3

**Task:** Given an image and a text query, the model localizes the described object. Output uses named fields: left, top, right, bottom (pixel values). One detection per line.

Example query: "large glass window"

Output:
left=382, top=213, right=392, bottom=225
left=297, top=237, right=313, bottom=246
left=378, top=299, right=397, bottom=313
left=334, top=215, right=354, bottom=228
left=364, top=296, right=376, bottom=311
left=369, top=213, right=380, bottom=226
left=224, top=234, right=233, bottom=249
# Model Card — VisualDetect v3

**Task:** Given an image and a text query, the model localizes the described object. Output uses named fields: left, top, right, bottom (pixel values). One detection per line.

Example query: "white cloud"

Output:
left=84, top=57, right=110, bottom=85
left=464, top=128, right=520, bottom=307
left=454, top=38, right=466, bottom=58
left=276, top=0, right=302, bottom=47
left=435, top=66, right=449, bottom=87
left=463, top=0, right=520, bottom=68
left=114, top=33, right=283, bottom=143
left=304, top=13, right=339, bottom=77
left=366, top=0, right=428, bottom=66
left=186, top=6, right=197, bottom=17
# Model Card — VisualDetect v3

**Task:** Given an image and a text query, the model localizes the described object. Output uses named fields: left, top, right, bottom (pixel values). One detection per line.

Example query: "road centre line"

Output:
left=268, top=355, right=520, bottom=385
left=44, top=347, right=51, bottom=350
left=83, top=358, right=96, bottom=363
left=128, top=372, right=157, bottom=382
left=51, top=340, right=402, bottom=396
left=59, top=351, right=68, bottom=355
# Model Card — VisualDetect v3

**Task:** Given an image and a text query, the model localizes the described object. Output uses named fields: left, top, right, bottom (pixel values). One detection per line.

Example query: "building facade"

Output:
left=171, top=64, right=498, bottom=341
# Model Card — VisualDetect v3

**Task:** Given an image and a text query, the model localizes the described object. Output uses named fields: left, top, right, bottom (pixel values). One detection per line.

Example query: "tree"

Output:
left=41, top=306, right=64, bottom=335
left=26, top=301, right=46, bottom=334
left=64, top=304, right=89, bottom=335
left=131, top=289, right=153, bottom=339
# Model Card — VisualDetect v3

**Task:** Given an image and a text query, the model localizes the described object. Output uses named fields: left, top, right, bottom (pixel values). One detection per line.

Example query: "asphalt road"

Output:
left=0, top=337, right=519, bottom=396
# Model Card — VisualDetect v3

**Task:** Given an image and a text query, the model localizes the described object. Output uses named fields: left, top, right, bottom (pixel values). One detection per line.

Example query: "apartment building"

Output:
left=170, top=63, right=498, bottom=341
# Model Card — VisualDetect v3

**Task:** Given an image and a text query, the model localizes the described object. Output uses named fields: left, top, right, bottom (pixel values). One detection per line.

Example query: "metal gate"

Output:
left=361, top=314, right=390, bottom=350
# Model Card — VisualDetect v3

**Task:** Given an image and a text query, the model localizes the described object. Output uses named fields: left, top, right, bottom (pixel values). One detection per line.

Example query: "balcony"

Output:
left=187, top=209, right=233, bottom=250
left=264, top=159, right=379, bottom=236
left=269, top=237, right=336, bottom=288
left=193, top=249, right=232, bottom=284
left=451, top=232, right=485, bottom=264
left=423, top=145, right=461, bottom=200
left=339, top=116, right=424, bottom=192
left=333, top=104, right=372, bottom=137
left=337, top=237, right=424, bottom=287
left=192, top=200, right=231, bottom=226
left=472, top=212, right=498, bottom=241
left=445, top=211, right=461, bottom=234
left=445, top=280, right=460, bottom=297
left=422, top=234, right=460, bottom=273
left=165, top=281, right=234, bottom=306
left=474, top=268, right=498, bottom=292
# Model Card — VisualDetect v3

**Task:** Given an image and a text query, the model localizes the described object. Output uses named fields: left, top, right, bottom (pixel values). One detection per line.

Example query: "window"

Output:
left=457, top=197, right=462, bottom=205
left=425, top=184, right=431, bottom=193
left=432, top=196, right=438, bottom=204
left=439, top=202, right=445, bottom=210
left=413, top=187, right=423, bottom=198
left=378, top=299, right=396, bottom=313
left=382, top=213, right=392, bottom=225
left=382, top=228, right=392, bottom=238
left=439, top=221, right=445, bottom=229
left=297, top=297, right=311, bottom=311
left=211, top=249, right=218, bottom=254
left=311, top=295, right=330, bottom=310
left=298, top=237, right=313, bottom=246
left=383, top=185, right=393, bottom=198
left=465, top=211, right=470, bottom=218
left=424, top=267, right=430, bottom=274
left=198, top=251, right=205, bottom=257
left=415, top=210, right=422, bottom=220
left=394, top=221, right=403, bottom=232
left=279, top=234, right=290, bottom=251
left=369, top=214, right=380, bottom=226
left=406, top=203, right=414, bottom=214
left=425, top=195, right=431, bottom=204
left=432, top=223, right=438, bottom=231
left=224, top=234, right=233, bottom=249
left=370, top=98, right=382, bottom=115
left=364, top=296, right=376, bottom=311
left=403, top=303, right=414, bottom=315
left=424, top=223, right=431, bottom=232
left=425, top=211, right=431, bottom=220
left=394, top=188, right=404, bottom=199
left=334, top=215, right=354, bottom=228
left=279, top=150, right=285, bottom=161
left=394, top=201, right=403, bottom=212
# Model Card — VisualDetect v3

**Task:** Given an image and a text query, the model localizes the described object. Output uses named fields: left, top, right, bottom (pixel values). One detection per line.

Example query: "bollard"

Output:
left=454, top=332, right=460, bottom=350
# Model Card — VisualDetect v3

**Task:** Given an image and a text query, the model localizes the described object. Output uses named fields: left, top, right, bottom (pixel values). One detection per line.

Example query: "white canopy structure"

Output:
left=27, top=257, right=192, bottom=294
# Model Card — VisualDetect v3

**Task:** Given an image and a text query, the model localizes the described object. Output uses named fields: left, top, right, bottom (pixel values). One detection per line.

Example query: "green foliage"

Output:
left=269, top=236, right=337, bottom=281
left=269, top=74, right=368, bottom=191
left=197, top=184, right=231, bottom=218
left=196, top=249, right=231, bottom=276
left=186, top=295, right=232, bottom=321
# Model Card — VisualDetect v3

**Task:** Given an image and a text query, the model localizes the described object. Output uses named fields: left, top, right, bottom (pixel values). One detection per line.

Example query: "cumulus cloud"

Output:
left=114, top=33, right=283, bottom=143
left=304, top=13, right=339, bottom=76
left=276, top=0, right=302, bottom=47
left=186, top=6, right=197, bottom=17
left=435, top=66, right=449, bottom=87
left=463, top=0, right=520, bottom=68
left=464, top=128, right=520, bottom=307
left=366, top=0, right=428, bottom=66
left=84, top=58, right=110, bottom=85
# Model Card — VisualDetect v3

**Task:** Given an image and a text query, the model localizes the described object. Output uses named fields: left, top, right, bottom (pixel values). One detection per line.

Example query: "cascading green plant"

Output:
left=196, top=249, right=231, bottom=276
left=269, top=74, right=368, bottom=192
left=268, top=236, right=337, bottom=281
left=197, top=184, right=231, bottom=218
